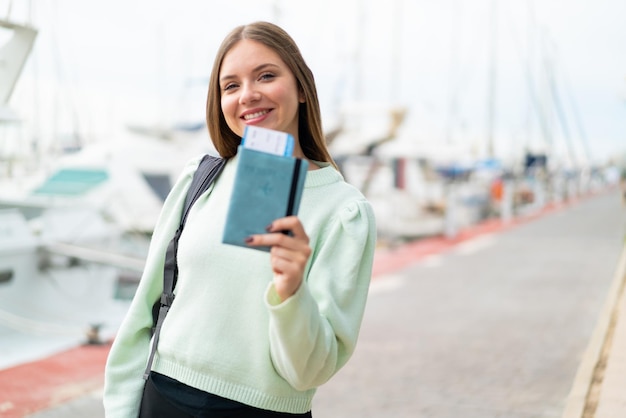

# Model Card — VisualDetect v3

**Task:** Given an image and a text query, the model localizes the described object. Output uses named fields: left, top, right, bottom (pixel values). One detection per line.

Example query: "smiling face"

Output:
left=219, top=39, right=305, bottom=156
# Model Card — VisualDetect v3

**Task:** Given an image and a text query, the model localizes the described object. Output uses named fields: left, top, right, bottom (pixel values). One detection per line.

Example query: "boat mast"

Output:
left=390, top=0, right=402, bottom=103
left=485, top=0, right=497, bottom=159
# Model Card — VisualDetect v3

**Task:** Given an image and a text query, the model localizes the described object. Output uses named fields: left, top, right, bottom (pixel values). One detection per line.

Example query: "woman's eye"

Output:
left=259, top=73, right=275, bottom=81
left=223, top=83, right=238, bottom=91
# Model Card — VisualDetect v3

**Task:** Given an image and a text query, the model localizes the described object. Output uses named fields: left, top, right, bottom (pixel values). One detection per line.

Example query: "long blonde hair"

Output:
left=206, top=21, right=336, bottom=168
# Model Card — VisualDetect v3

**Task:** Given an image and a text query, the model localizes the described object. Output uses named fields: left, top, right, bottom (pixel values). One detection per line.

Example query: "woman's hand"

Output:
left=245, top=216, right=311, bottom=301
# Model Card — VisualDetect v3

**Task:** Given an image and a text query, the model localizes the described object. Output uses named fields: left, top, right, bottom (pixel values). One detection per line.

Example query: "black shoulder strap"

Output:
left=180, top=154, right=227, bottom=228
left=144, top=154, right=226, bottom=379
left=163, top=154, right=226, bottom=294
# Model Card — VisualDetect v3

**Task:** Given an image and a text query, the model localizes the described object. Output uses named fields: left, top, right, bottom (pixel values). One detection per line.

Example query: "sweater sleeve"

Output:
left=264, top=199, right=376, bottom=391
left=103, top=157, right=201, bottom=418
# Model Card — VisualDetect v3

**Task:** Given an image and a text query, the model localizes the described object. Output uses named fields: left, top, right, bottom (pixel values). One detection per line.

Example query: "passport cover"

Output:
left=222, top=146, right=309, bottom=251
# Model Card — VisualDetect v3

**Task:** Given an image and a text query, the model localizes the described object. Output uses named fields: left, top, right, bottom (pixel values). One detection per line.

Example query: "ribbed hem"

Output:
left=153, top=357, right=314, bottom=414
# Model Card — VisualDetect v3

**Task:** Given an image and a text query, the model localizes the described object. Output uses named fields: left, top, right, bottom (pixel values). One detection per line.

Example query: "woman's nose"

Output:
left=239, top=83, right=260, bottom=104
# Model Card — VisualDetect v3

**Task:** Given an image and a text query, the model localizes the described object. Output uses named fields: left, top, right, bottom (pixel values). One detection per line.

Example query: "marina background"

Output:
left=3, top=0, right=625, bottom=167
left=1, top=1, right=626, bottom=417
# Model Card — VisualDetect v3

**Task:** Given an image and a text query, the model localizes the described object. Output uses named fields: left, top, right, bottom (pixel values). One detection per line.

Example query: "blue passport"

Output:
left=222, top=145, right=309, bottom=251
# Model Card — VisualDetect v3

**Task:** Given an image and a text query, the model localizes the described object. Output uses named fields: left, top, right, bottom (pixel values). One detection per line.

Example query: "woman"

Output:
left=104, top=21, right=376, bottom=417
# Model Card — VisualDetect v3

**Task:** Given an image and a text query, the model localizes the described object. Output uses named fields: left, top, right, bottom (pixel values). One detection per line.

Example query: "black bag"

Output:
left=144, top=154, right=226, bottom=379
left=139, top=373, right=194, bottom=418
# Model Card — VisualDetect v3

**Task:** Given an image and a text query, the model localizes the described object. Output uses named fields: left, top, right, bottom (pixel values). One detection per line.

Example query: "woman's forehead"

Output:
left=221, top=40, right=283, bottom=71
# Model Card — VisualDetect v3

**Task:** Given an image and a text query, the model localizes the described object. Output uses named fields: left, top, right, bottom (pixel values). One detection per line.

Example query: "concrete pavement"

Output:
left=313, top=191, right=626, bottom=417
left=18, top=190, right=626, bottom=418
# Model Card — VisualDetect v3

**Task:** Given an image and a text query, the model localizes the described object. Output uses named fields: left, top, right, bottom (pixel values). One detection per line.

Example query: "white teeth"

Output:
left=243, top=110, right=268, bottom=120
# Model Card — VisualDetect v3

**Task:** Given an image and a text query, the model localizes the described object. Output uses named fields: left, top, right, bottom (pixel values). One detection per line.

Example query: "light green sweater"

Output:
left=103, top=153, right=376, bottom=416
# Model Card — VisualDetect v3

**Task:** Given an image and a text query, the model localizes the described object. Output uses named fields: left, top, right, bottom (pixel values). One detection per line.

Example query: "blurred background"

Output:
left=3, top=0, right=626, bottom=164
left=2, top=0, right=625, bottom=232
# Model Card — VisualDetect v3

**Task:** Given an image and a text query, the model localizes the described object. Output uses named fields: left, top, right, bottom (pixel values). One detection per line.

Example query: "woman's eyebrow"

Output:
left=220, top=63, right=281, bottom=84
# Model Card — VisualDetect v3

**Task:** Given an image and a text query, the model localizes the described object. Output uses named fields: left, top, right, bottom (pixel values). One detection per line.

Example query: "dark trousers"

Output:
left=139, top=372, right=312, bottom=418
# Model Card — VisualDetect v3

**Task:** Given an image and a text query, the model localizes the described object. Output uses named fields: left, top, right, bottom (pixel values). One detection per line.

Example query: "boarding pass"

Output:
left=242, top=126, right=295, bottom=157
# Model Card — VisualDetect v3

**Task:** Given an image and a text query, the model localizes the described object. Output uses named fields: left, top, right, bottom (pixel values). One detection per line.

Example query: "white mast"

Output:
left=485, top=0, right=497, bottom=158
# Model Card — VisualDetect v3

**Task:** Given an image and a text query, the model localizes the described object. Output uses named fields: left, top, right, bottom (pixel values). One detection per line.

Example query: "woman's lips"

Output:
left=242, top=109, right=271, bottom=122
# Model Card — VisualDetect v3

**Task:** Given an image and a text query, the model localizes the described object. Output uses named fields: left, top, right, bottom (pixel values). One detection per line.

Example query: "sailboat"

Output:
left=329, top=102, right=493, bottom=242
left=0, top=16, right=148, bottom=371
left=0, top=8, right=216, bottom=235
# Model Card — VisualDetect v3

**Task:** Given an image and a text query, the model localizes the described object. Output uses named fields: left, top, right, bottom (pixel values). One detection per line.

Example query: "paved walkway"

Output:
left=313, top=191, right=626, bottom=418
left=7, top=190, right=626, bottom=418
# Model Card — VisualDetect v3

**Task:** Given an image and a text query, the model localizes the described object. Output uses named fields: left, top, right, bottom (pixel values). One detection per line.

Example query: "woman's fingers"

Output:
left=270, top=244, right=310, bottom=273
left=244, top=216, right=311, bottom=301
left=267, top=216, right=309, bottom=242
left=245, top=216, right=309, bottom=248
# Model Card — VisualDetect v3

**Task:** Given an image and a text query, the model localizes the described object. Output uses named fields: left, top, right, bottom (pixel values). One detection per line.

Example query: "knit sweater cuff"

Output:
left=264, top=281, right=305, bottom=307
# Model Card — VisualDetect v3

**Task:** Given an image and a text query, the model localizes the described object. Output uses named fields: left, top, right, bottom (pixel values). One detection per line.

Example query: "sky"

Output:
left=3, top=0, right=626, bottom=167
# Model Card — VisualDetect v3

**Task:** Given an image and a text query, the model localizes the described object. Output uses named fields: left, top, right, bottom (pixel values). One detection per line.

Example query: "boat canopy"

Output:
left=32, top=168, right=109, bottom=196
